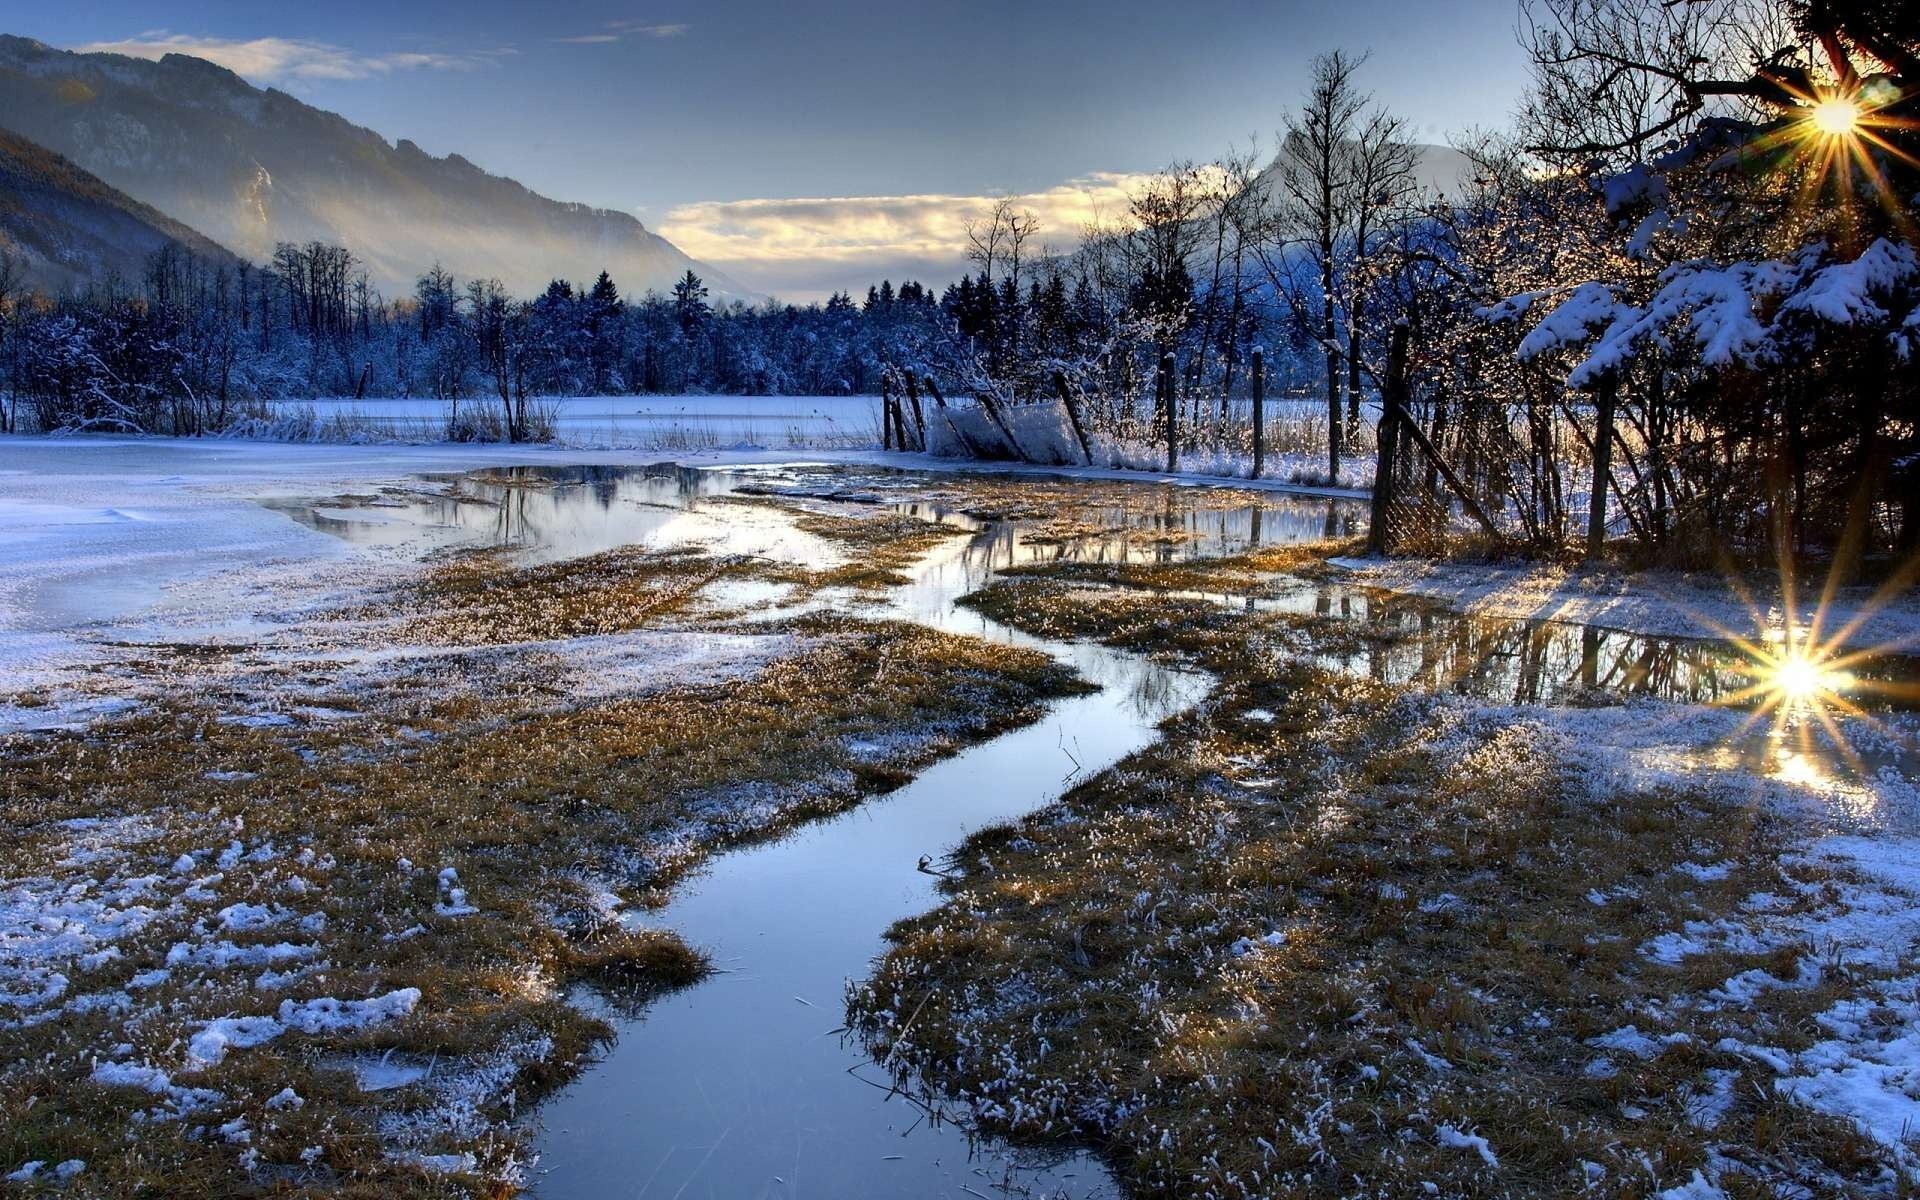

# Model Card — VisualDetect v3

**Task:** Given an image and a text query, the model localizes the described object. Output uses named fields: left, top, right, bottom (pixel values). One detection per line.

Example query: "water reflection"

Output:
left=279, top=461, right=1916, bottom=1197
left=281, top=462, right=1917, bottom=718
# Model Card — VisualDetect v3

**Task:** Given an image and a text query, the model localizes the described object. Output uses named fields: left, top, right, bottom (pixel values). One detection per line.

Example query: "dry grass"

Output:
left=0, top=524, right=1077, bottom=1197
left=851, top=572, right=1911, bottom=1200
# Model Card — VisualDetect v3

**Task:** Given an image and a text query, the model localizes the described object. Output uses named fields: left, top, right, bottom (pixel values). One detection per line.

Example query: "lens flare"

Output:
left=1809, top=97, right=1861, bottom=137
left=1769, top=649, right=1848, bottom=707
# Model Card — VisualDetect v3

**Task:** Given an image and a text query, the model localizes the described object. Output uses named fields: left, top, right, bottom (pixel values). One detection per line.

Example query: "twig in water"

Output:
left=1057, top=727, right=1082, bottom=775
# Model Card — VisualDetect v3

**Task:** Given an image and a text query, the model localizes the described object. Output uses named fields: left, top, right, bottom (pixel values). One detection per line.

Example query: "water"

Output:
left=279, top=463, right=1918, bottom=1198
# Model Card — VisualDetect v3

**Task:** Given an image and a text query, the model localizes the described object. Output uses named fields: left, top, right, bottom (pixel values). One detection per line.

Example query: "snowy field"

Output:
left=286, top=394, right=881, bottom=448
left=0, top=435, right=1917, bottom=1197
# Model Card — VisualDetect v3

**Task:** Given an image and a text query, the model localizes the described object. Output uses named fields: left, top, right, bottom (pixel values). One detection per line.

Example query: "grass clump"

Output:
left=0, top=525, right=1077, bottom=1198
left=850, top=575, right=1909, bottom=1200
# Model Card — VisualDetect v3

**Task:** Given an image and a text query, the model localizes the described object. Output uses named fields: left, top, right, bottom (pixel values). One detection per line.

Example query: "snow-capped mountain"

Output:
left=0, top=35, right=753, bottom=301
left=0, top=124, right=237, bottom=293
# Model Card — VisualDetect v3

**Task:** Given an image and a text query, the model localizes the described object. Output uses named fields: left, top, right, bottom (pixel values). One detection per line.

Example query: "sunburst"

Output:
left=1737, top=72, right=1918, bottom=240
left=1677, top=550, right=1920, bottom=795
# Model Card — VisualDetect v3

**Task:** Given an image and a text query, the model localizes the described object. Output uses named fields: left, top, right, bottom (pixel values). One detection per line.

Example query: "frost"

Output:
left=1434, top=1124, right=1498, bottom=1167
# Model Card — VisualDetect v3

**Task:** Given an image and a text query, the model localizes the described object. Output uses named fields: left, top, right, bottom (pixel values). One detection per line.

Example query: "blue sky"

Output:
left=12, top=1, right=1534, bottom=298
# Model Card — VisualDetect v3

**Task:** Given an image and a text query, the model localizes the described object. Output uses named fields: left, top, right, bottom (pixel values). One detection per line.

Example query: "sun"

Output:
left=1809, top=97, right=1862, bottom=138
left=1769, top=649, right=1847, bottom=708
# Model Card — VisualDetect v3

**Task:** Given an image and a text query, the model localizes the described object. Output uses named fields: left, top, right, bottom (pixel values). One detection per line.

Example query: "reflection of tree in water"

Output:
left=1328, top=588, right=1857, bottom=709
left=402, top=464, right=1914, bottom=718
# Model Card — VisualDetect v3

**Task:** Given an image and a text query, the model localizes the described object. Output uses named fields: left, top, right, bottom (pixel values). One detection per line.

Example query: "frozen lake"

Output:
left=291, top=395, right=883, bottom=448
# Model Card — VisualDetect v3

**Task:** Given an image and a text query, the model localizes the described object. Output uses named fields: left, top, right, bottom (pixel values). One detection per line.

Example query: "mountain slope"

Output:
left=0, top=124, right=237, bottom=292
left=0, top=35, right=752, bottom=301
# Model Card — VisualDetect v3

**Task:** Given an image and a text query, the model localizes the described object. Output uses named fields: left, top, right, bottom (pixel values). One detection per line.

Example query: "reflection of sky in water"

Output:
left=281, top=460, right=1918, bottom=1193
left=284, top=462, right=1920, bottom=718
left=287, top=463, right=1919, bottom=818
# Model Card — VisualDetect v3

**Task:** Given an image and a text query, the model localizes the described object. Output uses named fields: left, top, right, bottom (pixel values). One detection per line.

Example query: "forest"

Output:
left=0, top=0, right=1914, bottom=571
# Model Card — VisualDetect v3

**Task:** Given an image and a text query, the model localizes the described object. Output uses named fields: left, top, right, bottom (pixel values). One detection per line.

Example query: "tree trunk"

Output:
left=1160, top=352, right=1179, bottom=473
left=1251, top=347, right=1266, bottom=480
left=1367, top=325, right=1409, bottom=555
left=1586, top=372, right=1618, bottom=562
left=1323, top=282, right=1342, bottom=485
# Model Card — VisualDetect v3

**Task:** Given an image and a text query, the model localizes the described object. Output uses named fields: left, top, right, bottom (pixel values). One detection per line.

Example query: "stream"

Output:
left=284, top=462, right=1918, bottom=1199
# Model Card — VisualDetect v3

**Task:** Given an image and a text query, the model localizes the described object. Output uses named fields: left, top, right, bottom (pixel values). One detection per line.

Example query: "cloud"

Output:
left=659, top=173, right=1152, bottom=269
left=554, top=22, right=688, bottom=45
left=72, top=32, right=503, bottom=83
left=654, top=173, right=1160, bottom=302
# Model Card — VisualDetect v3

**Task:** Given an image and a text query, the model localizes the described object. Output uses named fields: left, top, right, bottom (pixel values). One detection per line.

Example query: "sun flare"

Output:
left=1809, top=97, right=1862, bottom=137
left=1769, top=649, right=1848, bottom=707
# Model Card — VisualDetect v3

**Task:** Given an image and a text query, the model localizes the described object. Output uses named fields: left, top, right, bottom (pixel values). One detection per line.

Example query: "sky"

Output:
left=12, top=1, right=1535, bottom=301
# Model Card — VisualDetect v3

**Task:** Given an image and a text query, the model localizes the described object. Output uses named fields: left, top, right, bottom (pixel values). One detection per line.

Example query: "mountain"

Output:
left=0, top=124, right=237, bottom=292
left=1257, top=141, right=1481, bottom=205
left=0, top=35, right=752, bottom=302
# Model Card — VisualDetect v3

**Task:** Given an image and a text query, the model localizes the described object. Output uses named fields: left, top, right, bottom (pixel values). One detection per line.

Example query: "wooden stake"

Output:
left=1250, top=347, right=1265, bottom=479
left=1053, top=371, right=1094, bottom=465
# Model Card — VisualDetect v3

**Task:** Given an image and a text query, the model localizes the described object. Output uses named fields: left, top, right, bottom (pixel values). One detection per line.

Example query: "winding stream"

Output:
left=284, top=462, right=1918, bottom=1198
left=524, top=479, right=1222, bottom=1199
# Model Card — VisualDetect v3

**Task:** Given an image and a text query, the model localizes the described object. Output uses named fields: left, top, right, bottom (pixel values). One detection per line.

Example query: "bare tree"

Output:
left=1267, top=50, right=1367, bottom=485
left=1519, top=0, right=1815, bottom=163
left=965, top=198, right=1040, bottom=288
left=1344, top=107, right=1419, bottom=433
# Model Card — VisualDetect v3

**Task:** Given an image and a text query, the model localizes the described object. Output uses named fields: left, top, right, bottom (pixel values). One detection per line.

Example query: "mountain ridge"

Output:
left=0, top=123, right=238, bottom=293
left=0, top=34, right=754, bottom=302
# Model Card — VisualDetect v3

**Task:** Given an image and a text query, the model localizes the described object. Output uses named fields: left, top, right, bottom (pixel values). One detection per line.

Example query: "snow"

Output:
left=1600, top=162, right=1670, bottom=215
left=434, top=868, right=478, bottom=917
left=187, top=989, right=421, bottom=1068
left=1780, top=238, right=1918, bottom=326
left=1504, top=240, right=1920, bottom=387
left=1433, top=1124, right=1498, bottom=1167
left=1588, top=1025, right=1692, bottom=1059
left=1515, top=282, right=1619, bottom=359
left=1654, top=1170, right=1728, bottom=1200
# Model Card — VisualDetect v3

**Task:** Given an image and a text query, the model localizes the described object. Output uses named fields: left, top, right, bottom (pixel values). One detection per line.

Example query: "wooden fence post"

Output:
left=1367, top=325, right=1409, bottom=555
left=1160, top=352, right=1179, bottom=473
left=1251, top=347, right=1266, bottom=479
left=881, top=373, right=895, bottom=450
left=1586, top=371, right=1618, bottom=562
left=903, top=373, right=926, bottom=450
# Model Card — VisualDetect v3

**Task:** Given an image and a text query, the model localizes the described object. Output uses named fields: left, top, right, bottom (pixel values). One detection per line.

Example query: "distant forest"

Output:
left=0, top=227, right=1329, bottom=442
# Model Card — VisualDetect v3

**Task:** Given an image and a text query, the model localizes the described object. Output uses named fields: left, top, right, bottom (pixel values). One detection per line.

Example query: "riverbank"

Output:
left=850, top=551, right=1920, bottom=1200
left=1, top=442, right=1915, bottom=1198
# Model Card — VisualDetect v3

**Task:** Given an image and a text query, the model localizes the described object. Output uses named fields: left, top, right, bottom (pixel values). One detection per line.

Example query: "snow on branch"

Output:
left=1778, top=239, right=1919, bottom=327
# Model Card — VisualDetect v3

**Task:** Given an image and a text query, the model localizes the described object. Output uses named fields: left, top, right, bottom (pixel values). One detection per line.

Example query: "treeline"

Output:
left=0, top=0, right=1913, bottom=570
left=0, top=245, right=888, bottom=438
left=0, top=231, right=1320, bottom=444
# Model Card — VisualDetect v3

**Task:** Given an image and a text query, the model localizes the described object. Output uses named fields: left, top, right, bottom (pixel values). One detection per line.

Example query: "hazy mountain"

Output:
left=0, top=124, right=237, bottom=293
left=1258, top=141, right=1482, bottom=204
left=0, top=35, right=753, bottom=302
